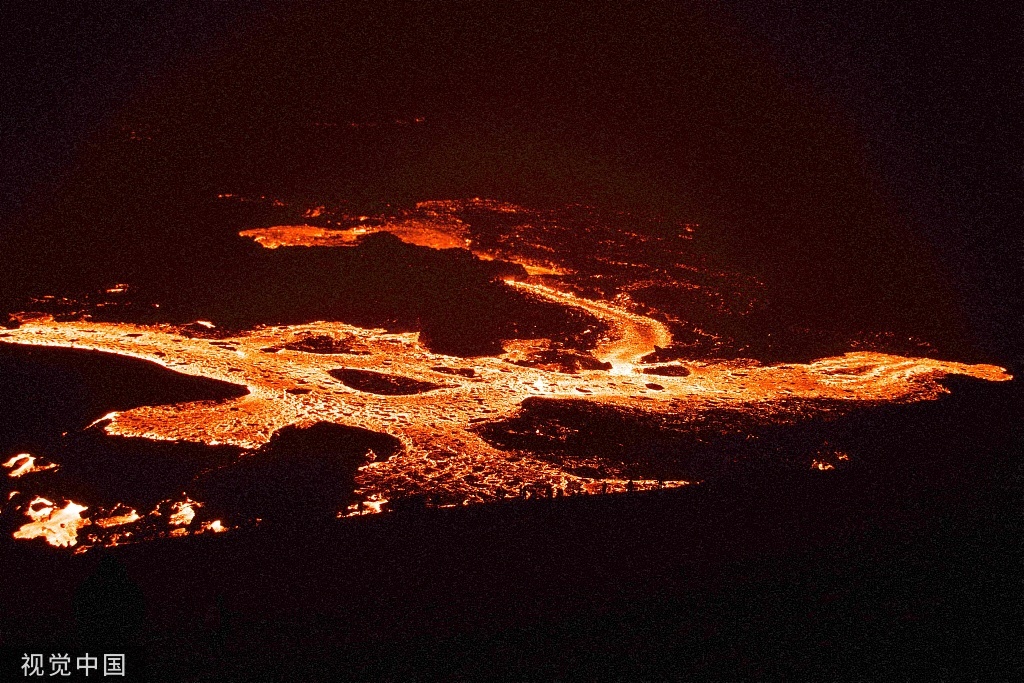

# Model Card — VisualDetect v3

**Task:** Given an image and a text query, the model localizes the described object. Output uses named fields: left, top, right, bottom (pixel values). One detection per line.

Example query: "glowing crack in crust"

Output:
left=1, top=199, right=1012, bottom=548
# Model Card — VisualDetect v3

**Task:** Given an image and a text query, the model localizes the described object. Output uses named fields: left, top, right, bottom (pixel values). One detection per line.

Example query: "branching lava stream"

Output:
left=1, top=199, right=1011, bottom=549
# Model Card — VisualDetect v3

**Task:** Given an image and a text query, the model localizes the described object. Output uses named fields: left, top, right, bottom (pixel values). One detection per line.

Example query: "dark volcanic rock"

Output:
left=641, top=365, right=691, bottom=377
left=26, top=230, right=606, bottom=359
left=474, top=397, right=722, bottom=481
left=18, top=432, right=244, bottom=512
left=511, top=349, right=612, bottom=374
left=475, top=396, right=868, bottom=481
left=328, top=368, right=447, bottom=395
left=282, top=334, right=370, bottom=355
left=0, top=343, right=248, bottom=454
left=195, top=422, right=402, bottom=524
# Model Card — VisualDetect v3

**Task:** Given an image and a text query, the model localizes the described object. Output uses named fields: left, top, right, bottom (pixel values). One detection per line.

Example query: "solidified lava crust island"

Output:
left=1, top=199, right=1011, bottom=550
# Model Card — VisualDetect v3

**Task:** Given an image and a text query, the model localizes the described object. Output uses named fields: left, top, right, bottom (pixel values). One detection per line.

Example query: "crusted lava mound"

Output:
left=641, top=365, right=691, bottom=377
left=328, top=368, right=448, bottom=395
left=196, top=422, right=402, bottom=524
left=510, top=348, right=613, bottom=374
left=282, top=334, right=371, bottom=355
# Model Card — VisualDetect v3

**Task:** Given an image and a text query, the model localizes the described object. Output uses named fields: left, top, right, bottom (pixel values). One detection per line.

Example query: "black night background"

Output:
left=1, top=2, right=1020, bottom=679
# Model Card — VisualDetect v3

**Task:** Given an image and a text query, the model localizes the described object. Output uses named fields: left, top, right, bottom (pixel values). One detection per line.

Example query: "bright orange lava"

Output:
left=240, top=199, right=568, bottom=275
left=13, top=497, right=90, bottom=548
left=3, top=454, right=58, bottom=478
left=2, top=198, right=1011, bottom=549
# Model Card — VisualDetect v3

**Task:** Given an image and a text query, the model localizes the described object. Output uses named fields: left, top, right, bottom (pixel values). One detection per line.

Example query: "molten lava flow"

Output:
left=240, top=225, right=362, bottom=249
left=200, top=520, right=227, bottom=533
left=1, top=197, right=1013, bottom=550
left=94, top=508, right=141, bottom=528
left=505, top=281, right=673, bottom=374
left=3, top=454, right=58, bottom=477
left=168, top=499, right=198, bottom=526
left=1, top=312, right=1009, bottom=537
left=13, top=497, right=90, bottom=547
left=239, top=202, right=568, bottom=276
left=240, top=218, right=470, bottom=251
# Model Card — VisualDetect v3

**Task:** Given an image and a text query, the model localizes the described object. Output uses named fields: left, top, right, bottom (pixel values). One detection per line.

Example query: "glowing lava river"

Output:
left=0, top=199, right=1011, bottom=550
